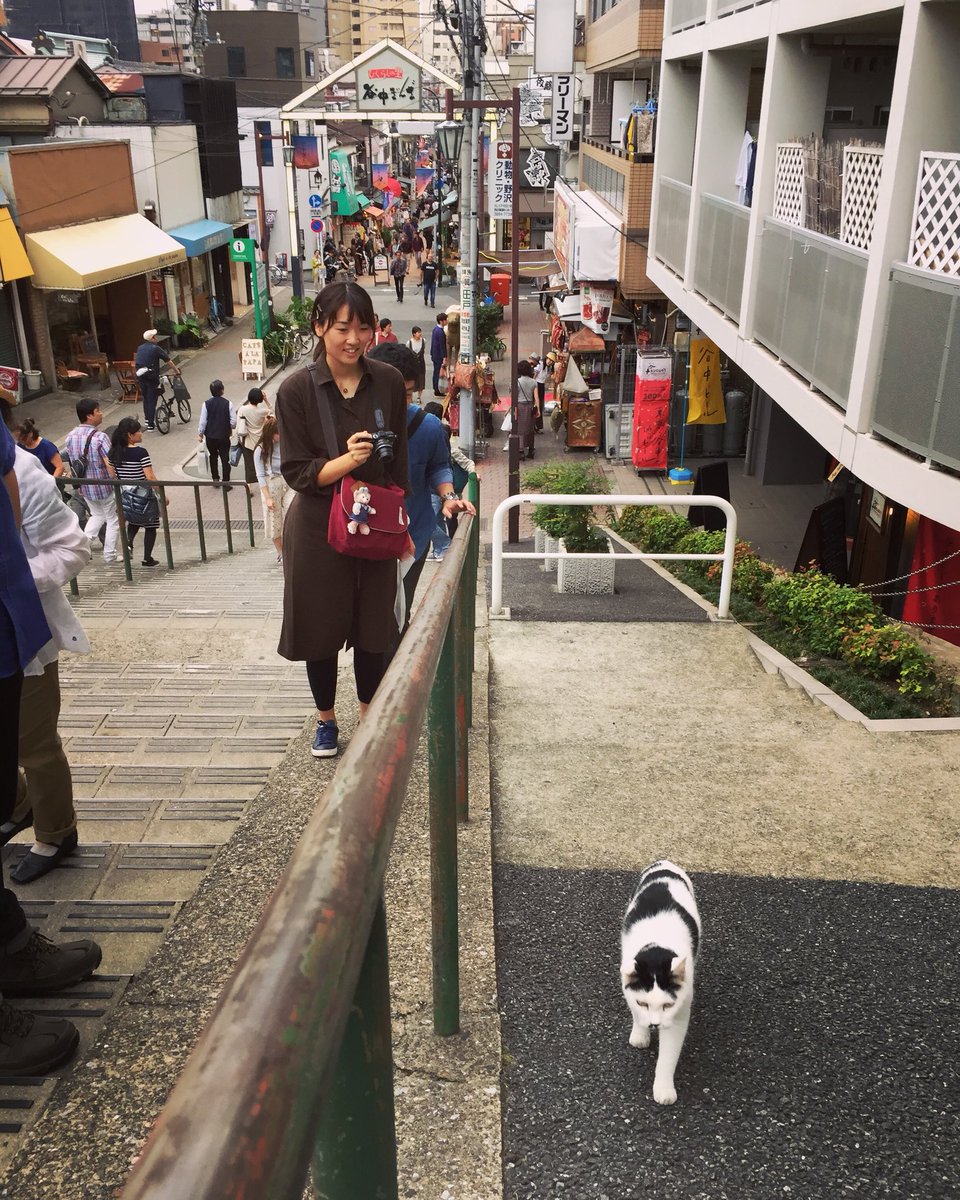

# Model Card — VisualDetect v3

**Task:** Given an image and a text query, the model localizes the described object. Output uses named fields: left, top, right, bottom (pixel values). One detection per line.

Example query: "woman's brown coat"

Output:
left=275, top=350, right=410, bottom=661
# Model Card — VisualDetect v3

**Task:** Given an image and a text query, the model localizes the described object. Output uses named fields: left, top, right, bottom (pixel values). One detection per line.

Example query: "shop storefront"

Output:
left=25, top=212, right=186, bottom=376
left=166, top=218, right=234, bottom=322
left=0, top=205, right=35, bottom=390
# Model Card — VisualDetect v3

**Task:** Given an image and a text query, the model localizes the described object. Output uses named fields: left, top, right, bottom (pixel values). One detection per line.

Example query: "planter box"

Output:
left=557, top=537, right=616, bottom=595
left=543, top=534, right=560, bottom=573
left=535, top=528, right=546, bottom=555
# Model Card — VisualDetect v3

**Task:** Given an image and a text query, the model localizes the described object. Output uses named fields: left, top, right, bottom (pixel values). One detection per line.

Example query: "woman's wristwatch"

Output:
left=440, top=491, right=459, bottom=503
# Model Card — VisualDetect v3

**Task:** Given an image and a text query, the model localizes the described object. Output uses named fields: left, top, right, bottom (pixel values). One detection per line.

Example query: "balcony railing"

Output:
left=654, top=176, right=691, bottom=277
left=753, top=217, right=868, bottom=410
left=872, top=265, right=960, bottom=472
left=693, top=192, right=750, bottom=322
left=669, top=0, right=707, bottom=32
left=717, top=0, right=771, bottom=15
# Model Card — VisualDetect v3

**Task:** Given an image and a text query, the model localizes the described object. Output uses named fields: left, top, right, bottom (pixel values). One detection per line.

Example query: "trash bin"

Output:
left=490, top=273, right=510, bottom=305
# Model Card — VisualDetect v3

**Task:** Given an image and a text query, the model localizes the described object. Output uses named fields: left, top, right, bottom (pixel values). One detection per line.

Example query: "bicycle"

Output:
left=154, top=371, right=192, bottom=435
left=276, top=324, right=315, bottom=366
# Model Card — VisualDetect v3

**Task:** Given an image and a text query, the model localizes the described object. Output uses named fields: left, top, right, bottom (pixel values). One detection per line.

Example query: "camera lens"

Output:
left=371, top=430, right=396, bottom=463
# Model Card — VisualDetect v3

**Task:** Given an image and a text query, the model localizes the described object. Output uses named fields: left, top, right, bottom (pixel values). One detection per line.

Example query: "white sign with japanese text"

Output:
left=490, top=140, right=513, bottom=220
left=551, top=74, right=574, bottom=143
left=355, top=47, right=421, bottom=112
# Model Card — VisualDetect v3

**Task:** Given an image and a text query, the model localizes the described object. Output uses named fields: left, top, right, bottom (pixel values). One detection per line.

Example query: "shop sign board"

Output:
left=490, top=141, right=513, bottom=220
left=374, top=254, right=388, bottom=273
left=580, top=283, right=614, bottom=334
left=632, top=350, right=672, bottom=471
left=230, top=238, right=256, bottom=264
left=356, top=46, right=421, bottom=112
left=241, top=338, right=265, bottom=380
left=0, top=365, right=21, bottom=397
left=551, top=74, right=574, bottom=143
left=534, top=0, right=576, bottom=75
left=553, top=183, right=575, bottom=287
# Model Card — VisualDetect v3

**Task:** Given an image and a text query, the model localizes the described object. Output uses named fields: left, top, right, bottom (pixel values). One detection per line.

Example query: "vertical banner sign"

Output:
left=632, top=351, right=672, bottom=471
left=686, top=337, right=726, bottom=424
left=551, top=74, right=574, bottom=143
left=459, top=265, right=474, bottom=363
left=534, top=0, right=576, bottom=75
left=490, top=140, right=513, bottom=219
left=581, top=283, right=614, bottom=334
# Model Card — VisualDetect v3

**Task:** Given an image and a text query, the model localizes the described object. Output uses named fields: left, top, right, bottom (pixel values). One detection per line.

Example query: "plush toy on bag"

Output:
left=347, top=483, right=376, bottom=536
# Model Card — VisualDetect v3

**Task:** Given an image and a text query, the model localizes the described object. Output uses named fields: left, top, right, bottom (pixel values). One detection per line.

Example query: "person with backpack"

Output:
left=63, top=398, right=118, bottom=563
left=366, top=343, right=474, bottom=652
left=197, top=379, right=237, bottom=483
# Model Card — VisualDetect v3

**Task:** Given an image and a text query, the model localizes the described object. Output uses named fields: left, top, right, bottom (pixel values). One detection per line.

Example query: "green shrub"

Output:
left=674, top=529, right=727, bottom=578
left=703, top=539, right=775, bottom=602
left=611, top=504, right=659, bottom=544
left=283, top=296, right=313, bottom=328
left=838, top=621, right=951, bottom=705
left=525, top=460, right=608, bottom=541
left=642, top=511, right=691, bottom=554
left=761, top=569, right=879, bottom=657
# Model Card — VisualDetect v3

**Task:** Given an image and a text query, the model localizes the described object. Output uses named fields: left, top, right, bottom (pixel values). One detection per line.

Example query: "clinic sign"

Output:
left=490, top=141, right=513, bottom=220
left=356, top=46, right=421, bottom=112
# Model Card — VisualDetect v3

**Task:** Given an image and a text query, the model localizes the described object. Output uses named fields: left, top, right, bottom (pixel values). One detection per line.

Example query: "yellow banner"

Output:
left=686, top=337, right=726, bottom=425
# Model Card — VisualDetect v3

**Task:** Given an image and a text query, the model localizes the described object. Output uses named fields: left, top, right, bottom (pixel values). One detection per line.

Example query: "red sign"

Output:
left=0, top=365, right=21, bottom=395
left=149, top=279, right=165, bottom=308
left=632, top=351, right=672, bottom=471
left=310, top=218, right=323, bottom=233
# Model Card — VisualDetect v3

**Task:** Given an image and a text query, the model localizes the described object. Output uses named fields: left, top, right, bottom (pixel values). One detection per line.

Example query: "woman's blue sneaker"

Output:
left=311, top=719, right=339, bottom=758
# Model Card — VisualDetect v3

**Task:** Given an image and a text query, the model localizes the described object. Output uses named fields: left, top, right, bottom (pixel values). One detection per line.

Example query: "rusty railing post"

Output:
left=454, top=578, right=469, bottom=823
left=312, top=897, right=398, bottom=1200
left=113, top=483, right=132, bottom=582
left=221, top=483, right=234, bottom=554
left=245, top=481, right=256, bottom=546
left=194, top=485, right=208, bottom=562
left=157, top=483, right=173, bottom=569
left=428, top=613, right=460, bottom=1036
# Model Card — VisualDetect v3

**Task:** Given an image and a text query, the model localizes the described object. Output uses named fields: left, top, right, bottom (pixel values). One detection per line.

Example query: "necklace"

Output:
left=333, top=374, right=361, bottom=399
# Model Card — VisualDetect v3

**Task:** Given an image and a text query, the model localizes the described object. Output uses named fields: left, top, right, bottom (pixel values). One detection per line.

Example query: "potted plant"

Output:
left=174, top=313, right=207, bottom=348
left=524, top=461, right=613, bottom=587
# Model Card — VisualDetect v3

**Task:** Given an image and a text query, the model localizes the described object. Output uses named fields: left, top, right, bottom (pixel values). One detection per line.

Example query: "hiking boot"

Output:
left=0, top=930, right=102, bottom=996
left=311, top=719, right=339, bottom=759
left=0, top=1001, right=79, bottom=1076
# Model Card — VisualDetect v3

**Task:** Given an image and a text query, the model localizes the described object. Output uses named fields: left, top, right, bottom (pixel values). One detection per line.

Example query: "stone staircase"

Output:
left=0, top=541, right=312, bottom=1178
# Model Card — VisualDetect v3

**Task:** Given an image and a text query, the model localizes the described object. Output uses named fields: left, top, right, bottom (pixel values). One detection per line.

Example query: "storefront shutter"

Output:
left=0, top=287, right=21, bottom=369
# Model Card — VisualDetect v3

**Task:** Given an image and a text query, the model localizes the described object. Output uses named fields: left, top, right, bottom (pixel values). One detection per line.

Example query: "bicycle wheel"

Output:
left=155, top=403, right=170, bottom=435
left=177, top=397, right=192, bottom=423
left=297, top=328, right=316, bottom=358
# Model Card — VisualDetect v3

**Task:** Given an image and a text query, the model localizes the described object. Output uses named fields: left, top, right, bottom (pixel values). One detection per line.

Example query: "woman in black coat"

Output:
left=275, top=282, right=411, bottom=759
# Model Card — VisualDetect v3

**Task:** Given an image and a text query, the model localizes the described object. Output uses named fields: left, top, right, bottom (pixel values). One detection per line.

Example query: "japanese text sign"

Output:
left=355, top=48, right=421, bottom=112
left=490, top=141, right=513, bottom=220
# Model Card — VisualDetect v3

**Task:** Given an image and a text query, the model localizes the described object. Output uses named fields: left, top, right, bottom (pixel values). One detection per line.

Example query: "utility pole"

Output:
left=457, top=0, right=483, bottom=460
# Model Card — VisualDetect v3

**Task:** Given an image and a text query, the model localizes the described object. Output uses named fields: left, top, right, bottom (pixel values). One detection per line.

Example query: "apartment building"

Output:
left=649, top=0, right=960, bottom=637
left=205, top=10, right=324, bottom=107
left=137, top=12, right=197, bottom=72
left=326, top=0, right=421, bottom=60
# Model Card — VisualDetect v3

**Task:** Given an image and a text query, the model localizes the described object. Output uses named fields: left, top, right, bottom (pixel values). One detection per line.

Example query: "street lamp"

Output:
left=282, top=143, right=304, bottom=299
left=435, top=120, right=465, bottom=290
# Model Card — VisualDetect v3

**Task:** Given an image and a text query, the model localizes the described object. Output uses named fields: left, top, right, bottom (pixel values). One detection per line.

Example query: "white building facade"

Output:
left=649, top=0, right=960, bottom=635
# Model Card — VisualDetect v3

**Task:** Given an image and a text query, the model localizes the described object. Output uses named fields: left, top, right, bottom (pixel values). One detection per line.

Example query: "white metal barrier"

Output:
left=490, top=494, right=738, bottom=619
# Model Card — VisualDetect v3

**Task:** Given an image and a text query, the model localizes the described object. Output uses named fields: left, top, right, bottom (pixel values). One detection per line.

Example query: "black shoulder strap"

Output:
left=407, top=409, right=427, bottom=439
left=308, top=363, right=343, bottom=459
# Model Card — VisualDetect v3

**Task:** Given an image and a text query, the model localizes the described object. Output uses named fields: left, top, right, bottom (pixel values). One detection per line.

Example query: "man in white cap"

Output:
left=134, top=329, right=175, bottom=432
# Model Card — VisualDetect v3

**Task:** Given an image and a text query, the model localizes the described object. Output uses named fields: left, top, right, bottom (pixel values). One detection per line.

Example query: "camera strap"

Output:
left=308, top=363, right=396, bottom=487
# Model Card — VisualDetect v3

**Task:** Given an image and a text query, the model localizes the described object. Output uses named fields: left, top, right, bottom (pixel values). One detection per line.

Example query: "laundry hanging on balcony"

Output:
left=735, top=131, right=756, bottom=206
left=623, top=98, right=657, bottom=162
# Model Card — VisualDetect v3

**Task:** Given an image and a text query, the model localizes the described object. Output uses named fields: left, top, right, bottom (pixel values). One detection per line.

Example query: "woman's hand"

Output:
left=401, top=533, right=416, bottom=561
left=265, top=495, right=275, bottom=510
left=346, top=431, right=374, bottom=467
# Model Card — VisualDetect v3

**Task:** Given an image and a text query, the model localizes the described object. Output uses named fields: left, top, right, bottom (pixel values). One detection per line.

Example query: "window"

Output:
left=276, top=47, right=295, bottom=78
left=226, top=45, right=245, bottom=77
left=582, top=155, right=625, bottom=214
left=304, top=50, right=315, bottom=77
left=825, top=106, right=855, bottom=123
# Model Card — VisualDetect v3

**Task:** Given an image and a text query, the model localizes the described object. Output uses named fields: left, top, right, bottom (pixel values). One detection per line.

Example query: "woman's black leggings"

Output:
left=306, top=649, right=385, bottom=711
left=127, top=524, right=157, bottom=559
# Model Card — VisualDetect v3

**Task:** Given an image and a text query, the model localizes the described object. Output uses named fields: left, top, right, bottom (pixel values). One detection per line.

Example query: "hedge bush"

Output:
left=612, top=508, right=955, bottom=716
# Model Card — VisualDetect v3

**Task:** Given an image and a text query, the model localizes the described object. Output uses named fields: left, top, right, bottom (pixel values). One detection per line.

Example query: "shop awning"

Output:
left=364, top=205, right=385, bottom=219
left=354, top=193, right=371, bottom=208
left=167, top=218, right=233, bottom=258
left=0, top=207, right=32, bottom=282
left=26, top=214, right=186, bottom=290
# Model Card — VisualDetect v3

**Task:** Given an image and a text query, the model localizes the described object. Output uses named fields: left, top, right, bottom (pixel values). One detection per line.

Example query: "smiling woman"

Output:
left=274, top=281, right=411, bottom=759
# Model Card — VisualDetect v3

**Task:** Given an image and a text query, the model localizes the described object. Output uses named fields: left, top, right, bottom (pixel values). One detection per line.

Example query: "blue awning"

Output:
left=167, top=219, right=233, bottom=258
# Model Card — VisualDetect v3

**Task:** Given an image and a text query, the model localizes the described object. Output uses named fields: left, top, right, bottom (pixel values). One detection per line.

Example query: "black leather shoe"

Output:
left=10, top=831, right=79, bottom=884
left=0, top=1002, right=79, bottom=1075
left=0, top=810, right=32, bottom=847
left=0, top=928, right=101, bottom=995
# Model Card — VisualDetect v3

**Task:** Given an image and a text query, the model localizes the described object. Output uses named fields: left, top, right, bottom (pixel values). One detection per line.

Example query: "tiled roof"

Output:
left=0, top=54, right=107, bottom=97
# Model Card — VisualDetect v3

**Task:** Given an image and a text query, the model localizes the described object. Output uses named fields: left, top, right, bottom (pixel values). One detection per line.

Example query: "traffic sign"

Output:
left=310, top=218, right=323, bottom=233
left=308, top=194, right=323, bottom=209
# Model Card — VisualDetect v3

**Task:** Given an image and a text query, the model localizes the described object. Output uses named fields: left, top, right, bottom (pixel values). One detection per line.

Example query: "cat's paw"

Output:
left=652, top=1081, right=677, bottom=1106
left=629, top=1027, right=650, bottom=1048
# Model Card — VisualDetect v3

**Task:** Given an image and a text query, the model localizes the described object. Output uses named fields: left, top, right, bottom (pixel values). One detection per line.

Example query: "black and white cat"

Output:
left=620, top=860, right=701, bottom=1106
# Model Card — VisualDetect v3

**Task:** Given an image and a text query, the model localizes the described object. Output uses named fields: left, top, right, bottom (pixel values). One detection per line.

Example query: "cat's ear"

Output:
left=670, top=957, right=686, bottom=984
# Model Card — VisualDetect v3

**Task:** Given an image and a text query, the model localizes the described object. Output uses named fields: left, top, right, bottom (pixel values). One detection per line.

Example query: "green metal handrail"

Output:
left=120, top=475, right=480, bottom=1200
left=64, top=476, right=257, bottom=592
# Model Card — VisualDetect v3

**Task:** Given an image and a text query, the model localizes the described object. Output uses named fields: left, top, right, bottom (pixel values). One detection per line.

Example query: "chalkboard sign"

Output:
left=794, top=497, right=848, bottom=582
left=688, top=461, right=730, bottom=531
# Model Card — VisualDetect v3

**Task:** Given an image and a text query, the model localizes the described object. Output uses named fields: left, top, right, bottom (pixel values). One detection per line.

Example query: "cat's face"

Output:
left=621, top=955, right=687, bottom=1030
